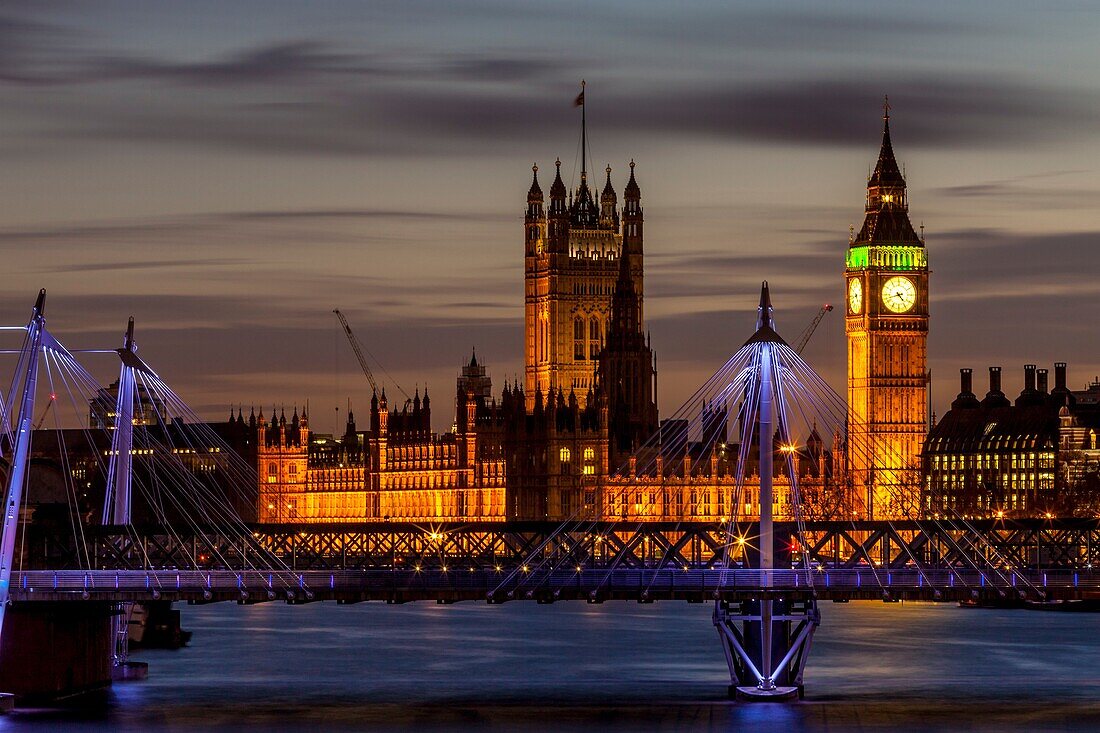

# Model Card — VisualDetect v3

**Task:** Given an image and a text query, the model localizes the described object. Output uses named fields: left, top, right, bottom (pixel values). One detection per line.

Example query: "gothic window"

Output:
left=589, top=317, right=601, bottom=359
left=289, top=464, right=297, bottom=477
left=267, top=463, right=277, bottom=483
left=574, top=317, right=585, bottom=360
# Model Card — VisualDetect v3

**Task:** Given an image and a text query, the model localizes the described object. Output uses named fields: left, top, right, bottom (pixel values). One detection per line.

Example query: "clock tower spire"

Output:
left=845, top=99, right=929, bottom=519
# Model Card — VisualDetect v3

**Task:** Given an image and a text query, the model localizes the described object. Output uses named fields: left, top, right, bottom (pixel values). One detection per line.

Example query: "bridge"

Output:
left=10, top=565, right=1100, bottom=605
left=0, top=286, right=1096, bottom=706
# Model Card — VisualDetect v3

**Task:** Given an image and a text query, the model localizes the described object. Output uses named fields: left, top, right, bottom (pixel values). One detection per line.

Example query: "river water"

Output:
left=3, top=600, right=1099, bottom=732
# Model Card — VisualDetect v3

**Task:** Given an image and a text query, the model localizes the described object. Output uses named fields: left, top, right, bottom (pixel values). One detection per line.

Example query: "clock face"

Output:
left=847, top=278, right=863, bottom=314
left=881, top=276, right=916, bottom=313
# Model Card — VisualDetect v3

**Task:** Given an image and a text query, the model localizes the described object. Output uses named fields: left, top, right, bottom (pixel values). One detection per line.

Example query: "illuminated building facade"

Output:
left=523, top=154, right=643, bottom=408
left=845, top=104, right=929, bottom=518
left=253, top=113, right=854, bottom=524
left=924, top=364, right=1100, bottom=516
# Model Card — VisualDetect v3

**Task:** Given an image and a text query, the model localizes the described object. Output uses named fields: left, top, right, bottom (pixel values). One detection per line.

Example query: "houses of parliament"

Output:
left=253, top=106, right=930, bottom=524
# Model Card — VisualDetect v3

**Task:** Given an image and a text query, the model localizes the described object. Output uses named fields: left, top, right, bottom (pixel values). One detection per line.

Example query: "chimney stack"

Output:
left=951, top=367, right=980, bottom=410
left=1037, top=368, right=1049, bottom=394
left=1024, top=364, right=1036, bottom=392
left=1055, top=362, right=1068, bottom=392
left=981, top=366, right=1010, bottom=408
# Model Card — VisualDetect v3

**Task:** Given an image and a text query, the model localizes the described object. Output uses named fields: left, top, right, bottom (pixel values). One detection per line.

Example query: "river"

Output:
left=3, top=600, right=1099, bottom=731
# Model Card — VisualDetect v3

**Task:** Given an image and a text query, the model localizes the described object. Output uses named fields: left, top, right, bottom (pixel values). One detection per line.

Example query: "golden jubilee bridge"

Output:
left=1, top=286, right=1098, bottom=706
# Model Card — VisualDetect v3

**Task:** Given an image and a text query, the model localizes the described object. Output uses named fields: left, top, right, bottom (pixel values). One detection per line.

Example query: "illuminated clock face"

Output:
left=847, top=278, right=863, bottom=314
left=881, top=276, right=916, bottom=313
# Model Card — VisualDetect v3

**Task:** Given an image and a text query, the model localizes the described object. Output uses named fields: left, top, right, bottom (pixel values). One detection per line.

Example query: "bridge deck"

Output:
left=10, top=568, right=1100, bottom=605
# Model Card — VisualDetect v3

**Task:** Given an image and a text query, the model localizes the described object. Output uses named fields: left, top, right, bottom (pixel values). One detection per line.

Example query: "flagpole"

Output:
left=581, top=80, right=586, bottom=179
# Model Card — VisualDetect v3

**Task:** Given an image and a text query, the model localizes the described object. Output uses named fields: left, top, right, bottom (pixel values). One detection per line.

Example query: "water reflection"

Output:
left=1, top=601, right=1099, bottom=732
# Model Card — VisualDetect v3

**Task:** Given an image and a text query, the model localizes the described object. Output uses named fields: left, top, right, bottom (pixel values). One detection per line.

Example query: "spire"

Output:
left=607, top=235, right=643, bottom=347
left=869, top=95, right=904, bottom=190
left=549, top=158, right=566, bottom=199
left=624, top=159, right=640, bottom=200
left=853, top=99, right=920, bottom=246
left=527, top=163, right=542, bottom=202
left=600, top=163, right=618, bottom=229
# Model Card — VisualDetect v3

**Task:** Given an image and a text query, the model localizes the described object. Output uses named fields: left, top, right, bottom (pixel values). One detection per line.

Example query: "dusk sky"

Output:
left=3, top=1, right=1100, bottom=432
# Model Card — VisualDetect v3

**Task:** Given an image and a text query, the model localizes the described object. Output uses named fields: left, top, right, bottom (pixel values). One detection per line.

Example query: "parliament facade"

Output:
left=255, top=108, right=939, bottom=523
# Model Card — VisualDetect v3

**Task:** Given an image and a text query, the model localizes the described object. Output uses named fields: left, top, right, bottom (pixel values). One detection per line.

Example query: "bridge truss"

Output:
left=17, top=520, right=1100, bottom=574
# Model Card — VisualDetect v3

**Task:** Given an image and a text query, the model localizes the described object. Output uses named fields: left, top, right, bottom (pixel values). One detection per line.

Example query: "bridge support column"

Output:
left=0, top=602, right=115, bottom=706
left=713, top=596, right=819, bottom=700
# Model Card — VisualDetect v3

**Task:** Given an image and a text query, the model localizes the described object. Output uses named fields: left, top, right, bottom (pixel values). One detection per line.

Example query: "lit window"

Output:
left=560, top=448, right=571, bottom=463
left=584, top=447, right=595, bottom=461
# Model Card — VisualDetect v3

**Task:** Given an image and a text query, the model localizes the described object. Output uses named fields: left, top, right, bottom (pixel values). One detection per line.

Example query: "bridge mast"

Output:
left=0, top=291, right=47, bottom=643
left=102, top=317, right=151, bottom=678
left=714, top=282, right=819, bottom=701
left=756, top=283, right=776, bottom=689
left=104, top=317, right=137, bottom=526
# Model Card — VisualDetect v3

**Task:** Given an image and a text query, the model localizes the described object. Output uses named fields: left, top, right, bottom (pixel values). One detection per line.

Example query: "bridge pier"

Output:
left=0, top=601, right=115, bottom=706
left=713, top=596, right=819, bottom=701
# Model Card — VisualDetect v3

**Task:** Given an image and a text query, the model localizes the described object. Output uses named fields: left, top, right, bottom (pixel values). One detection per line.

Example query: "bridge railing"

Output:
left=10, top=567, right=1100, bottom=603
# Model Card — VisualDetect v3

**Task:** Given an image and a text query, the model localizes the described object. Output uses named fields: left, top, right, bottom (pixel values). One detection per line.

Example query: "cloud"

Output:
left=38, top=258, right=253, bottom=274
left=8, top=29, right=1093, bottom=157
left=929, top=172, right=1100, bottom=210
left=86, top=41, right=369, bottom=86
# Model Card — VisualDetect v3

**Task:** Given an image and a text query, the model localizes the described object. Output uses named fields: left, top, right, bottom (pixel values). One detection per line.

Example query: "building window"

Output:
left=574, top=317, right=585, bottom=360
left=289, top=464, right=297, bottom=477
left=584, top=447, right=595, bottom=461
left=267, top=463, right=277, bottom=483
left=589, top=317, right=601, bottom=359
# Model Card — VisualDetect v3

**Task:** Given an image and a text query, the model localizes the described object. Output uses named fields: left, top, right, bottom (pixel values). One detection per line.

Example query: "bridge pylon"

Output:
left=713, top=282, right=819, bottom=701
left=0, top=291, right=47, bottom=651
left=102, top=317, right=149, bottom=681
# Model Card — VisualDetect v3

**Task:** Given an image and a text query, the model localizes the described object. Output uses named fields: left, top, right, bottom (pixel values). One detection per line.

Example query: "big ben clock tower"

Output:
left=846, top=100, right=929, bottom=518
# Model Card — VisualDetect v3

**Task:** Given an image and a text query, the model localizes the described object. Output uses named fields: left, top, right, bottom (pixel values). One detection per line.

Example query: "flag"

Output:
left=574, top=90, right=584, bottom=107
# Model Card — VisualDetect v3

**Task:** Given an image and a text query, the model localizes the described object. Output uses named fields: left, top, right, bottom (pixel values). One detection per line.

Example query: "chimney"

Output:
left=1017, top=364, right=1044, bottom=407
left=1055, top=362, right=1068, bottom=392
left=980, top=366, right=1010, bottom=408
left=1037, top=368, right=1049, bottom=394
left=951, top=367, right=980, bottom=410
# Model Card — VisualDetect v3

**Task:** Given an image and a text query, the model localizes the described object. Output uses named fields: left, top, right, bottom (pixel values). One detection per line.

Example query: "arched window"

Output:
left=267, top=463, right=277, bottom=483
left=574, top=317, right=585, bottom=360
left=289, top=464, right=297, bottom=477
left=589, top=317, right=601, bottom=359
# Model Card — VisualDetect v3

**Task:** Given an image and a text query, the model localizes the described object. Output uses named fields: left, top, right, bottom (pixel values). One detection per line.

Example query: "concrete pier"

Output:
left=0, top=601, right=114, bottom=705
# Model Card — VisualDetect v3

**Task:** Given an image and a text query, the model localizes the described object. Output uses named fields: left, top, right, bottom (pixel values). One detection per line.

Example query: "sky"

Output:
left=2, top=1, right=1100, bottom=432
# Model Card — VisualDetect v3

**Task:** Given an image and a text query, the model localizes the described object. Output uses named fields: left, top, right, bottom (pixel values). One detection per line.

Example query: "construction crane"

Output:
left=333, top=310, right=410, bottom=401
left=33, top=393, right=56, bottom=430
left=794, top=304, right=833, bottom=354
